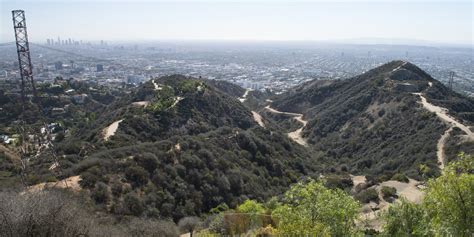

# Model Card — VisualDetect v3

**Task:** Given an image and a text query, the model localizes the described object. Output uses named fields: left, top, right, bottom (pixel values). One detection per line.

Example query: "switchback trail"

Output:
left=413, top=86, right=473, bottom=169
left=264, top=105, right=308, bottom=146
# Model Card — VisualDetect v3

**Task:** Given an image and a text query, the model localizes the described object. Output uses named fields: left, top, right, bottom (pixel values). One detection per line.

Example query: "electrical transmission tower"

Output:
left=12, top=10, right=36, bottom=101
left=448, top=71, right=455, bottom=90
left=12, top=10, right=65, bottom=187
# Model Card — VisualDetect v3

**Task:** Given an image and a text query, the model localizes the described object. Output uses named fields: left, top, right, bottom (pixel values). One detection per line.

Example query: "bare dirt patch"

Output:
left=103, top=119, right=123, bottom=141
left=28, top=176, right=82, bottom=193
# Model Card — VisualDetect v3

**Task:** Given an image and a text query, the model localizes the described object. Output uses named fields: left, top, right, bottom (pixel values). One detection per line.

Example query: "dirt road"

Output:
left=413, top=92, right=473, bottom=168
left=265, top=105, right=308, bottom=146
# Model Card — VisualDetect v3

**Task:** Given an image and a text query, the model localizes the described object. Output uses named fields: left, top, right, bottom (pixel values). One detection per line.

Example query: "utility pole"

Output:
left=448, top=71, right=454, bottom=90
left=12, top=10, right=36, bottom=101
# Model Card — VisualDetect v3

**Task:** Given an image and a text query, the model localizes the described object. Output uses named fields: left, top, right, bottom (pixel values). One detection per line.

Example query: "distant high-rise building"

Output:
left=57, top=36, right=61, bottom=45
left=96, top=64, right=104, bottom=72
left=55, top=61, right=63, bottom=70
left=46, top=39, right=51, bottom=45
left=68, top=38, right=72, bottom=45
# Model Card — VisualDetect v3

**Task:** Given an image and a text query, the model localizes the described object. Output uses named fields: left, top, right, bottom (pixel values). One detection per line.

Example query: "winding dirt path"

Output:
left=238, top=88, right=252, bottom=103
left=264, top=105, right=308, bottom=146
left=152, top=79, right=163, bottom=90
left=413, top=92, right=473, bottom=169
left=391, top=61, right=408, bottom=72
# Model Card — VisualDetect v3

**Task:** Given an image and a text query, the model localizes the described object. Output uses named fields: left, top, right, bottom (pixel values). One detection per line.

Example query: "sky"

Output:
left=0, top=0, right=472, bottom=45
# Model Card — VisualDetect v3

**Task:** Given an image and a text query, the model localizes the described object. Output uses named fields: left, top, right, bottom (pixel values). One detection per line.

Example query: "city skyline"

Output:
left=0, top=0, right=472, bottom=46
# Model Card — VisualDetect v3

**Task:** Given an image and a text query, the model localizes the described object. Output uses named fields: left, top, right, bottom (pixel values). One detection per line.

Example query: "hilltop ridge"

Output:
left=268, top=61, right=473, bottom=178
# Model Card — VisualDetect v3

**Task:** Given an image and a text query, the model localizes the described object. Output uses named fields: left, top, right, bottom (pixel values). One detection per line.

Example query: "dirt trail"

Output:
left=103, top=119, right=123, bottom=141
left=413, top=91, right=473, bottom=169
left=238, top=88, right=252, bottom=103
left=237, top=89, right=265, bottom=128
left=436, top=127, right=453, bottom=170
left=251, top=111, right=265, bottom=128
left=354, top=176, right=424, bottom=231
left=131, top=101, right=151, bottom=107
left=152, top=79, right=163, bottom=90
left=391, top=61, right=407, bottom=72
left=171, top=96, right=184, bottom=108
left=265, top=105, right=308, bottom=146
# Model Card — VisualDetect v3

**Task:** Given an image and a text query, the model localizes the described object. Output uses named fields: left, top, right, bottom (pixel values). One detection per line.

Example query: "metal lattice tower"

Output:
left=12, top=10, right=36, bottom=101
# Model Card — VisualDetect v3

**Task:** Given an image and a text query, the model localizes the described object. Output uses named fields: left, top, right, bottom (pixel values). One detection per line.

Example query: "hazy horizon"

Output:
left=1, top=0, right=472, bottom=46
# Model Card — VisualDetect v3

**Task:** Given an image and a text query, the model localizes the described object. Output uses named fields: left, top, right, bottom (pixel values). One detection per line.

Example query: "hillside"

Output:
left=1, top=63, right=472, bottom=232
left=270, top=61, right=474, bottom=179
left=48, top=75, right=324, bottom=221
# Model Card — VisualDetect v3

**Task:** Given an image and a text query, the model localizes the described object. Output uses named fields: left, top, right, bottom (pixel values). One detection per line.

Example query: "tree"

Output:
left=91, top=182, right=110, bottom=204
left=124, top=193, right=145, bottom=216
left=178, top=216, right=201, bottom=237
left=136, top=153, right=159, bottom=174
left=272, top=179, right=360, bottom=236
left=422, top=152, right=473, bottom=236
left=236, top=199, right=267, bottom=231
left=125, top=166, right=149, bottom=188
left=382, top=198, right=426, bottom=236
left=237, top=199, right=265, bottom=214
left=382, top=153, right=474, bottom=237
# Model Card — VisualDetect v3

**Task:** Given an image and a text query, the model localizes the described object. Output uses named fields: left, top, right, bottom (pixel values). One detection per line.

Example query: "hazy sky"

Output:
left=0, top=0, right=472, bottom=45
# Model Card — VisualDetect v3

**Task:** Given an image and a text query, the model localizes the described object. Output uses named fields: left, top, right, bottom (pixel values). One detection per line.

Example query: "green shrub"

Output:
left=91, top=182, right=110, bottom=204
left=355, top=188, right=379, bottom=203
left=381, top=186, right=397, bottom=199
left=324, top=174, right=353, bottom=190
left=124, top=192, right=145, bottom=216
left=382, top=199, right=426, bottom=236
left=125, top=166, right=149, bottom=188
left=392, top=173, right=409, bottom=183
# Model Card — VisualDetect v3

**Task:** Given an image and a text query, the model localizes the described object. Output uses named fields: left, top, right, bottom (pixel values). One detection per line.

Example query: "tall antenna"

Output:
left=12, top=10, right=36, bottom=101
left=448, top=71, right=454, bottom=90
left=12, top=10, right=66, bottom=188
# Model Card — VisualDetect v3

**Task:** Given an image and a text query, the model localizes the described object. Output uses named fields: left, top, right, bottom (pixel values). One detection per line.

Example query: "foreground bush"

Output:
left=383, top=153, right=474, bottom=237
left=0, top=189, right=91, bottom=237
left=0, top=189, right=178, bottom=237
left=273, top=179, right=360, bottom=236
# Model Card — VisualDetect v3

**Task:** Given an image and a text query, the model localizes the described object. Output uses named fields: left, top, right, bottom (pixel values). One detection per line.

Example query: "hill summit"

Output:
left=269, top=60, right=473, bottom=178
